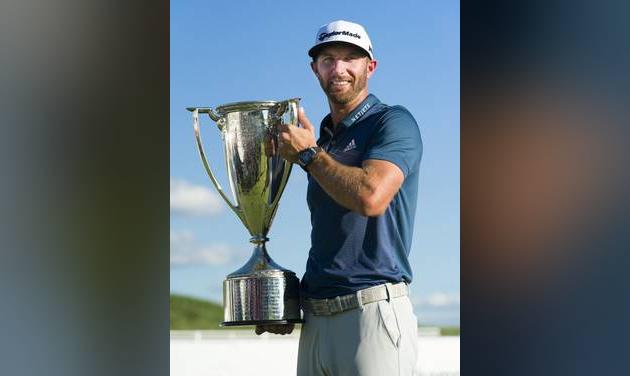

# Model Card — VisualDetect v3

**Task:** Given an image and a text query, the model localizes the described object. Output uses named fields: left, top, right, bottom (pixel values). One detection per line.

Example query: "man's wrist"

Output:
left=297, top=146, right=323, bottom=170
left=305, top=148, right=324, bottom=172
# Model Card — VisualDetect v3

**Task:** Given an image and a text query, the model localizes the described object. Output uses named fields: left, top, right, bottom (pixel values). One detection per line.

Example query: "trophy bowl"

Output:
left=187, top=98, right=303, bottom=326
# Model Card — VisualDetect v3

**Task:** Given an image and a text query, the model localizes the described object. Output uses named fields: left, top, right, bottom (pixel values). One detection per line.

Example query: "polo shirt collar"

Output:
left=322, top=94, right=381, bottom=136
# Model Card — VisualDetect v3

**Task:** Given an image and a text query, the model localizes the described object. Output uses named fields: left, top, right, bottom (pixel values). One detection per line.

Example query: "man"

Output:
left=257, top=20, right=422, bottom=375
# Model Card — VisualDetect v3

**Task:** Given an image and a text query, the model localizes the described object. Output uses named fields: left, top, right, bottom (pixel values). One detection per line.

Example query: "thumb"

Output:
left=298, top=107, right=315, bottom=133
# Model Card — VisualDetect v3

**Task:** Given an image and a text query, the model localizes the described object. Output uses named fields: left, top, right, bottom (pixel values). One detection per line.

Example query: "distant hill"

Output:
left=170, top=294, right=226, bottom=330
left=440, top=327, right=460, bottom=336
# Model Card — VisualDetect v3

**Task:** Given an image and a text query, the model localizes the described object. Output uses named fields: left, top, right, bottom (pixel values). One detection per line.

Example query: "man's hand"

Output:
left=278, top=107, right=318, bottom=163
left=255, top=323, right=295, bottom=335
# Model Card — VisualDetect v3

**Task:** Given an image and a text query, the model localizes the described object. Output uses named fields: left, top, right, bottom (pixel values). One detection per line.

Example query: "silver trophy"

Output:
left=187, top=98, right=302, bottom=326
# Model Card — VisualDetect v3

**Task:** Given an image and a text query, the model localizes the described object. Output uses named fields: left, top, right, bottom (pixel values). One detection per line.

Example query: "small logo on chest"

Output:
left=343, top=139, right=357, bottom=152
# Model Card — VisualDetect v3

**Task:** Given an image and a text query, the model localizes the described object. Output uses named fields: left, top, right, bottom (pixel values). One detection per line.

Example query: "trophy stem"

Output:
left=226, top=236, right=285, bottom=278
left=249, top=235, right=269, bottom=245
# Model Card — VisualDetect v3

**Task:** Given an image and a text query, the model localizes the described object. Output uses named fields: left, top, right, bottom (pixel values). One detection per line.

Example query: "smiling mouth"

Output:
left=329, top=80, right=351, bottom=89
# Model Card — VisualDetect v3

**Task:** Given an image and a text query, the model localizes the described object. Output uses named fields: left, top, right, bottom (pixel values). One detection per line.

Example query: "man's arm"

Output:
left=278, top=108, right=404, bottom=216
left=306, top=154, right=403, bottom=216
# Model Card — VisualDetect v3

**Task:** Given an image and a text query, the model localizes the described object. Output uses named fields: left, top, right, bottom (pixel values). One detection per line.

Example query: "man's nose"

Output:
left=331, top=59, right=349, bottom=74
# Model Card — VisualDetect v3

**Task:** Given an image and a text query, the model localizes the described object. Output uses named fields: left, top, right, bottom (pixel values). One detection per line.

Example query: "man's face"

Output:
left=311, top=43, right=377, bottom=106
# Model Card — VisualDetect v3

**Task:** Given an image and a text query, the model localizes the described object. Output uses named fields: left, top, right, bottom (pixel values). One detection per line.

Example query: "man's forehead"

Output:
left=316, top=42, right=367, bottom=57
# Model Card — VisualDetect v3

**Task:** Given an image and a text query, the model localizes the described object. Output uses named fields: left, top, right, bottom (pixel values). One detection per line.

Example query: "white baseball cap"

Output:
left=308, top=20, right=374, bottom=60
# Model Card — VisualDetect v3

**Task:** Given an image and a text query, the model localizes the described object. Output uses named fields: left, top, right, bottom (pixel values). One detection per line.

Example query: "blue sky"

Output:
left=170, top=0, right=459, bottom=326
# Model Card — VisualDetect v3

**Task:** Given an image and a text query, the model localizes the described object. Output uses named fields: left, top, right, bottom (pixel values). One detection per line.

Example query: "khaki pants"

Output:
left=297, top=295, right=419, bottom=376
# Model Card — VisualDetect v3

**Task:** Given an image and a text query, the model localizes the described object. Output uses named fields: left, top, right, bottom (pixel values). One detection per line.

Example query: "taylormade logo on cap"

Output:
left=318, top=30, right=362, bottom=42
left=308, top=20, right=374, bottom=60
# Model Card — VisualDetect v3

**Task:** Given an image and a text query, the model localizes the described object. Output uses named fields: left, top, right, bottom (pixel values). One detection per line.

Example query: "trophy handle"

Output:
left=266, top=98, right=299, bottom=212
left=188, top=107, right=246, bottom=223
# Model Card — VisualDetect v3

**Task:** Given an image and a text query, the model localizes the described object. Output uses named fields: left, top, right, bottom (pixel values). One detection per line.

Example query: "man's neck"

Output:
left=329, top=92, right=369, bottom=127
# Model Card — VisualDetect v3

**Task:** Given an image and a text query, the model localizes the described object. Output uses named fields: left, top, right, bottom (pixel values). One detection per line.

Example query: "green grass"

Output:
left=170, top=294, right=227, bottom=330
left=439, top=326, right=460, bottom=336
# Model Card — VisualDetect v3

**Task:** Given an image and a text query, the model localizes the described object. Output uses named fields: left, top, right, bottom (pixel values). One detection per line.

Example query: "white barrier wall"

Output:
left=170, top=330, right=460, bottom=376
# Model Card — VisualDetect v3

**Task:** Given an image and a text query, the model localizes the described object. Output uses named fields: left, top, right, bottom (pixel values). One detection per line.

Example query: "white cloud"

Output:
left=170, top=229, right=234, bottom=266
left=170, top=229, right=195, bottom=245
left=413, top=292, right=460, bottom=307
left=170, top=178, right=224, bottom=216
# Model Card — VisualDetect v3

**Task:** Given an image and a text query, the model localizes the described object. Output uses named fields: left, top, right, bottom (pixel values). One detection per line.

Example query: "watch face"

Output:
left=299, top=148, right=315, bottom=167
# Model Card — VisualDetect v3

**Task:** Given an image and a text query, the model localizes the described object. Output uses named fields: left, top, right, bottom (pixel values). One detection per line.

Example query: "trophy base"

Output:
left=220, top=318, right=303, bottom=327
left=222, top=269, right=303, bottom=325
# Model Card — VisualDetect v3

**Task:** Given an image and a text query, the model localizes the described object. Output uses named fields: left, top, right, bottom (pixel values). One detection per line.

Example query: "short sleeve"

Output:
left=363, top=105, right=422, bottom=177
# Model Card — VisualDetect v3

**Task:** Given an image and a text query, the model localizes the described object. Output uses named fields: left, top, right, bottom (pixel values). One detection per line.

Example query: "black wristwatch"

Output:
left=297, top=146, right=323, bottom=169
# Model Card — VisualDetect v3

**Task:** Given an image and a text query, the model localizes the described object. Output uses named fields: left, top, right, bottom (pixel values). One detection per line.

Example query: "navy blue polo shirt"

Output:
left=301, top=94, right=423, bottom=299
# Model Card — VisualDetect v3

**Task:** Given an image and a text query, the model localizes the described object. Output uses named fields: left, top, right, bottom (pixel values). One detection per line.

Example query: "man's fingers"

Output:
left=277, top=323, right=294, bottom=334
left=269, top=325, right=281, bottom=333
left=298, top=107, right=314, bottom=132
left=255, top=324, right=294, bottom=335
left=278, top=123, right=290, bottom=133
left=280, top=132, right=291, bottom=142
left=270, top=325, right=291, bottom=335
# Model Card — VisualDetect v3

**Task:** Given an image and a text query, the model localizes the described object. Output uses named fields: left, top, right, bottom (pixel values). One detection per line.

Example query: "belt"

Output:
left=302, top=282, right=409, bottom=316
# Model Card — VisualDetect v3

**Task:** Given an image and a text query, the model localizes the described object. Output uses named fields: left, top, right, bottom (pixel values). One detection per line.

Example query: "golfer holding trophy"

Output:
left=188, top=19, right=422, bottom=376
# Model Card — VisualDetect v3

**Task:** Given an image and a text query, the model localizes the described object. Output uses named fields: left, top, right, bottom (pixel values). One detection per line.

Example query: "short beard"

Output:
left=325, top=87, right=354, bottom=105
left=321, top=74, right=367, bottom=105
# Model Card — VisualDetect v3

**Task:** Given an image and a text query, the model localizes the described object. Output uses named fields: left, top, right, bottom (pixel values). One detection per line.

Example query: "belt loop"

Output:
left=385, top=283, right=392, bottom=302
left=332, top=296, right=342, bottom=314
left=356, top=290, right=364, bottom=311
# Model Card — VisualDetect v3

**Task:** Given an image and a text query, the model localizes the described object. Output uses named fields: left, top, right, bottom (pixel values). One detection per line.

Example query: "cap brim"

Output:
left=308, top=41, right=372, bottom=59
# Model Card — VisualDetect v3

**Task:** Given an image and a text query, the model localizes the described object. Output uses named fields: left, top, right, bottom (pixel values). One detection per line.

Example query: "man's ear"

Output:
left=311, top=61, right=319, bottom=76
left=366, top=59, right=378, bottom=79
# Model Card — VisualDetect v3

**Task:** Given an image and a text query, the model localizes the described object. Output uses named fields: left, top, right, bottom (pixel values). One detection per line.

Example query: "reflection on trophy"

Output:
left=186, top=98, right=303, bottom=326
